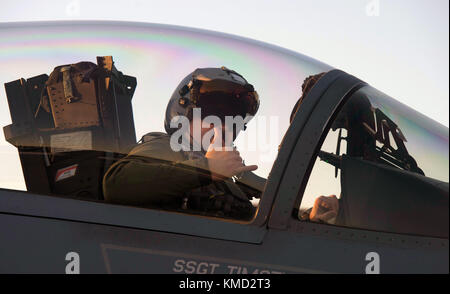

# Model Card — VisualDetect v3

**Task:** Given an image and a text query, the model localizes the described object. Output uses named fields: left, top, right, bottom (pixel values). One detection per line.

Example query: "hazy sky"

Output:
left=1, top=0, right=449, bottom=127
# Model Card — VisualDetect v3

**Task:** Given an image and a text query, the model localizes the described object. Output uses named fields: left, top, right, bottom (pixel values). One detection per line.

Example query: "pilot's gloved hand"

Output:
left=205, top=128, right=257, bottom=181
left=309, top=195, right=339, bottom=224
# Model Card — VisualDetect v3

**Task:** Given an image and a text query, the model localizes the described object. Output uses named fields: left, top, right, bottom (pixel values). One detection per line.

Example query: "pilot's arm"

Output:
left=235, top=171, right=266, bottom=197
left=103, top=137, right=212, bottom=206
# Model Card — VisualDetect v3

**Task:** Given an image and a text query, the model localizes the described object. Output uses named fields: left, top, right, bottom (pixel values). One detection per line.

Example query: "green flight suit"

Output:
left=103, top=132, right=264, bottom=219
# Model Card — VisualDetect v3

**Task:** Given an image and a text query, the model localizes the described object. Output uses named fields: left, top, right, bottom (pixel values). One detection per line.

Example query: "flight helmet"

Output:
left=164, top=67, right=259, bottom=137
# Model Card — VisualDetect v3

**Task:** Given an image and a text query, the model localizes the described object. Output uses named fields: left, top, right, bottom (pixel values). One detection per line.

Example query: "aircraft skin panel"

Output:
left=0, top=189, right=266, bottom=244
left=279, top=221, right=449, bottom=274
left=0, top=213, right=447, bottom=273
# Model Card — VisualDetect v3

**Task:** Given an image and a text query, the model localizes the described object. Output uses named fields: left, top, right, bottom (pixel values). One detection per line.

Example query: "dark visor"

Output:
left=196, top=80, right=259, bottom=120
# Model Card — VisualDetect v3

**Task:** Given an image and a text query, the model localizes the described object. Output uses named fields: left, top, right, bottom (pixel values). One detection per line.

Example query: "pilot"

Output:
left=102, top=67, right=262, bottom=220
left=291, top=72, right=340, bottom=224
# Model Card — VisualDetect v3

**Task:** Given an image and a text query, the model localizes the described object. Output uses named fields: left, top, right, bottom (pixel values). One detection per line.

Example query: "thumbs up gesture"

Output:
left=205, top=127, right=257, bottom=181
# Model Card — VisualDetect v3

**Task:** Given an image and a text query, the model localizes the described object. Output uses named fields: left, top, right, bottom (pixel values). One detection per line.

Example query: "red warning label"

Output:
left=55, top=164, right=78, bottom=182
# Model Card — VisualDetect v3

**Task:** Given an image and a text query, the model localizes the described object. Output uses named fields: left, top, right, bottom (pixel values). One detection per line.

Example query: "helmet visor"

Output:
left=197, top=90, right=259, bottom=121
left=196, top=80, right=259, bottom=120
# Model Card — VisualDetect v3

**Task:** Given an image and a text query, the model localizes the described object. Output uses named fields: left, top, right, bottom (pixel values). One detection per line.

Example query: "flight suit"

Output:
left=103, top=132, right=261, bottom=220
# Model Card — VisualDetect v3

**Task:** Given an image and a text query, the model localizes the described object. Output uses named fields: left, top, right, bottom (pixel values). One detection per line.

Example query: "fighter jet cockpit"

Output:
left=298, top=85, right=449, bottom=238
left=0, top=22, right=448, bottom=238
left=0, top=22, right=331, bottom=220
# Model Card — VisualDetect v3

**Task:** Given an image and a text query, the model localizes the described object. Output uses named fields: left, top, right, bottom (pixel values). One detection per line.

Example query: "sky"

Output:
left=1, top=0, right=448, bottom=127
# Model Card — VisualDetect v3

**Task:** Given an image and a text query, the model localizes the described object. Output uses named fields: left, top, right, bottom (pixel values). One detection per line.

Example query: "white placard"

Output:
left=50, top=131, right=92, bottom=153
